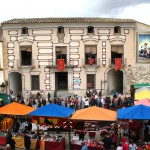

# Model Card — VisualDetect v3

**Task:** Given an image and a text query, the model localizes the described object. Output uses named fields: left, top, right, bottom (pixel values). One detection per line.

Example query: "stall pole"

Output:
left=67, top=118, right=71, bottom=150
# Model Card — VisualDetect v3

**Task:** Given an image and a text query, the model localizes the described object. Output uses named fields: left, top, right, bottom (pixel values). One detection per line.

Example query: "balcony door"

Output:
left=20, top=46, right=32, bottom=66
left=56, top=46, right=67, bottom=65
left=111, top=45, right=123, bottom=64
left=85, top=45, right=97, bottom=65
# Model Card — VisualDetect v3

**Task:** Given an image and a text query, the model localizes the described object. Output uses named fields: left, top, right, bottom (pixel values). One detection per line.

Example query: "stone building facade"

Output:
left=1, top=18, right=150, bottom=98
left=0, top=26, right=4, bottom=85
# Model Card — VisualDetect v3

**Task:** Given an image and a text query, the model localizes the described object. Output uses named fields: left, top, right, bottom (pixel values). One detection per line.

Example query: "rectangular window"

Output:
left=87, top=26, right=94, bottom=33
left=114, top=26, right=121, bottom=34
left=57, top=26, right=64, bottom=34
left=87, top=74, right=95, bottom=89
left=111, top=45, right=123, bottom=64
left=31, top=75, right=40, bottom=90
left=22, top=27, right=28, bottom=34
left=85, top=45, right=97, bottom=64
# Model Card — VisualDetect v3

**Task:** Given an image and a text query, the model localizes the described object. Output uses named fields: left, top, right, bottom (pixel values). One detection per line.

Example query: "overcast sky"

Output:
left=0, top=0, right=150, bottom=25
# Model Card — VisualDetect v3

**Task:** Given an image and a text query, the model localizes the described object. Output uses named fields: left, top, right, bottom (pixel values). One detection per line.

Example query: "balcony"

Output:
left=109, top=58, right=127, bottom=67
left=17, top=59, right=35, bottom=69
left=46, top=59, right=74, bottom=69
left=82, top=58, right=100, bottom=71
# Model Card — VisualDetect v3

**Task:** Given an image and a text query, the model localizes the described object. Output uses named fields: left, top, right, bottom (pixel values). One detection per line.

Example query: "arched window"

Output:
left=114, top=26, right=121, bottom=34
left=21, top=27, right=28, bottom=34
left=87, top=26, right=94, bottom=33
left=57, top=26, right=64, bottom=34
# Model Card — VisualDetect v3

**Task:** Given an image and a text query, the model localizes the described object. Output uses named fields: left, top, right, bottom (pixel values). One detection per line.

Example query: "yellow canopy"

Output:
left=70, top=106, right=117, bottom=121
left=135, top=90, right=150, bottom=100
left=0, top=102, right=35, bottom=115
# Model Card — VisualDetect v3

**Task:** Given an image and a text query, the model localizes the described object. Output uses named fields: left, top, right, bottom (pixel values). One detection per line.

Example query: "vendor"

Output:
left=13, top=118, right=20, bottom=133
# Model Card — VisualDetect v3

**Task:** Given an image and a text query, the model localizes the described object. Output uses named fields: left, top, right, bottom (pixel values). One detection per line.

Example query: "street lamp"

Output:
left=0, top=82, right=5, bottom=93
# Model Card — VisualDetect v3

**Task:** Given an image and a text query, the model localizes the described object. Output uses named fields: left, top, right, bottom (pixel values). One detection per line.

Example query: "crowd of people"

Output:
left=1, top=89, right=134, bottom=112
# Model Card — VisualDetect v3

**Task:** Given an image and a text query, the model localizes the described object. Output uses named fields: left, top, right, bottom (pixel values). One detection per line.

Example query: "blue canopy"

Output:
left=118, top=104, right=150, bottom=120
left=28, top=103, right=74, bottom=118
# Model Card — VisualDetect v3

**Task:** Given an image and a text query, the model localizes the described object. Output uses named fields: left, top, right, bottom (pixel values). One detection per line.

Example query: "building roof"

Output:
left=1, top=17, right=136, bottom=25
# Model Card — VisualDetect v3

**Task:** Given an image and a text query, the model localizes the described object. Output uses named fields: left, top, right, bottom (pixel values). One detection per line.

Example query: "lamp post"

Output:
left=0, top=82, right=5, bottom=93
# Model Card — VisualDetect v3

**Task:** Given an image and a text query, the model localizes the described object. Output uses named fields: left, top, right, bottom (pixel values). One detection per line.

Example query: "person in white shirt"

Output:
left=101, top=98, right=105, bottom=108
left=129, top=139, right=137, bottom=150
left=84, top=99, right=89, bottom=108
left=82, top=96, right=86, bottom=103
left=116, top=143, right=123, bottom=150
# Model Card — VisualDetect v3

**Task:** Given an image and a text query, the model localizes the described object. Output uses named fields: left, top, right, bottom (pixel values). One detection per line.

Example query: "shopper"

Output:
left=24, top=132, right=31, bottom=150
left=129, top=139, right=137, bottom=150
left=81, top=141, right=88, bottom=150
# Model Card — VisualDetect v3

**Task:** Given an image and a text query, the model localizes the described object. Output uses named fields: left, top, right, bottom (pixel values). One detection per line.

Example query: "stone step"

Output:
left=51, top=91, right=74, bottom=99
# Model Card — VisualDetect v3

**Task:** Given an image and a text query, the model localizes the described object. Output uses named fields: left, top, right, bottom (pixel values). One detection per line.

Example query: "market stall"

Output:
left=70, top=106, right=117, bottom=149
left=12, top=137, right=37, bottom=149
left=28, top=103, right=75, bottom=150
left=118, top=104, right=150, bottom=149
left=0, top=102, right=35, bottom=148
left=0, top=135, right=6, bottom=145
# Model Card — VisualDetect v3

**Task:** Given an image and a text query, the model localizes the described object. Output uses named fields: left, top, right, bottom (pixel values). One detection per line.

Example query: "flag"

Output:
left=115, top=58, right=122, bottom=70
left=57, top=59, right=65, bottom=71
left=88, top=58, right=95, bottom=65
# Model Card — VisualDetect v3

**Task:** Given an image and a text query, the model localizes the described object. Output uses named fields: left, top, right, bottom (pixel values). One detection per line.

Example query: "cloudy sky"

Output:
left=0, top=0, right=150, bottom=25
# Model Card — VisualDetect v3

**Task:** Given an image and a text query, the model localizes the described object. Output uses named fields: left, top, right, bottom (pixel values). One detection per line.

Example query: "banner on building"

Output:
left=115, top=58, right=122, bottom=70
left=57, top=59, right=65, bottom=71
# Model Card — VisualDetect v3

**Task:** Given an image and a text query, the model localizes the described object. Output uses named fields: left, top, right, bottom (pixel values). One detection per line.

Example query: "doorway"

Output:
left=55, top=72, right=68, bottom=90
left=9, top=72, right=22, bottom=95
left=107, top=69, right=123, bottom=94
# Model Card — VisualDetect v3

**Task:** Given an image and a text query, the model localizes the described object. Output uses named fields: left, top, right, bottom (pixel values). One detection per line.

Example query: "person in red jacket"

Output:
left=122, top=140, right=129, bottom=150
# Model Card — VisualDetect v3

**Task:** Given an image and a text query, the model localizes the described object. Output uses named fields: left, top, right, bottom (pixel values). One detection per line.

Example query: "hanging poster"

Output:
left=137, top=33, right=150, bottom=63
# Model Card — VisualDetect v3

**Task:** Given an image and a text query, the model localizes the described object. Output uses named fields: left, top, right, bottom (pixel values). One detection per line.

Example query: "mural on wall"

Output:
left=138, top=33, right=150, bottom=62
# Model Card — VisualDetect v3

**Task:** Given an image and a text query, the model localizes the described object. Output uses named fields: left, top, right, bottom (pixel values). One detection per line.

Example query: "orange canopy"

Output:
left=134, top=98, right=150, bottom=106
left=0, top=102, right=35, bottom=115
left=70, top=106, right=117, bottom=121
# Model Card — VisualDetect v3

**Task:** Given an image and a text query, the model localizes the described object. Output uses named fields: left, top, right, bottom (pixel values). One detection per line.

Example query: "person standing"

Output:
left=129, top=139, right=137, bottom=150
left=24, top=132, right=31, bottom=150
left=47, top=92, right=51, bottom=101
left=103, top=134, right=113, bottom=150
left=122, top=140, right=129, bottom=150
left=36, top=135, right=41, bottom=150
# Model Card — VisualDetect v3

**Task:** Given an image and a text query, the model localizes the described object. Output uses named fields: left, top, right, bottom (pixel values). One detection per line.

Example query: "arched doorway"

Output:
left=107, top=69, right=123, bottom=95
left=9, top=72, right=22, bottom=95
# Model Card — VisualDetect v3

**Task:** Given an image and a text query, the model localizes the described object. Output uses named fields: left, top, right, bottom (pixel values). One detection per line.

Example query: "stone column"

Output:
left=68, top=70, right=73, bottom=90
left=50, top=69, right=55, bottom=91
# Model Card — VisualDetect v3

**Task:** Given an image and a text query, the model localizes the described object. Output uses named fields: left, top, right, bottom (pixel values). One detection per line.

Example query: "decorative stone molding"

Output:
left=57, top=33, right=65, bottom=43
